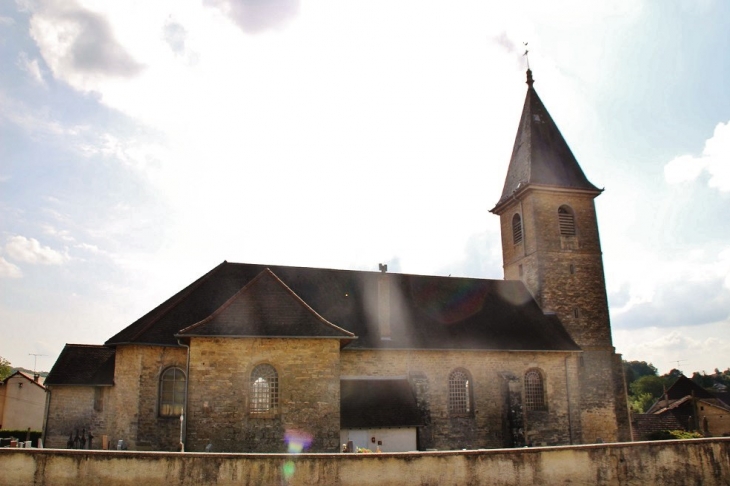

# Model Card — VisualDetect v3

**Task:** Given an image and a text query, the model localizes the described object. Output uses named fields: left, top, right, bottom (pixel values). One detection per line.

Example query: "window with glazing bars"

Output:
left=512, top=213, right=523, bottom=244
left=524, top=369, right=546, bottom=411
left=250, top=364, right=278, bottom=414
left=448, top=369, right=471, bottom=415
left=558, top=206, right=576, bottom=236
left=159, top=367, right=186, bottom=417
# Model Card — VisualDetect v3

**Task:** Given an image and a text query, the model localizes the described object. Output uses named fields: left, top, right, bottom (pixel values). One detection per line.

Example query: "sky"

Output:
left=1, top=0, right=729, bottom=376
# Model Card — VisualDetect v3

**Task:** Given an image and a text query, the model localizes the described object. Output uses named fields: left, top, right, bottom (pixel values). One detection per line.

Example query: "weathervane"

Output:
left=523, top=42, right=530, bottom=70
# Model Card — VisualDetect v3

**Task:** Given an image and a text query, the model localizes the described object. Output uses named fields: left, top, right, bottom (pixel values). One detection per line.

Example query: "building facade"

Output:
left=44, top=70, right=631, bottom=452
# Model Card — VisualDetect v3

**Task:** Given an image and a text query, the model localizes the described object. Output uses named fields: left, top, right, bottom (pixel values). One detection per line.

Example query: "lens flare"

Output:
left=282, top=429, right=313, bottom=481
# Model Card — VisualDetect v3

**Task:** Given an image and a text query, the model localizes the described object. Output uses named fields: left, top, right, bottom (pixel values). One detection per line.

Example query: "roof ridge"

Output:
left=120, top=260, right=229, bottom=344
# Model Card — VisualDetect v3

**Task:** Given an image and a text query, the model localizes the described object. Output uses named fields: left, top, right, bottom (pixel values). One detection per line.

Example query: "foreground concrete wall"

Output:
left=1, top=438, right=728, bottom=486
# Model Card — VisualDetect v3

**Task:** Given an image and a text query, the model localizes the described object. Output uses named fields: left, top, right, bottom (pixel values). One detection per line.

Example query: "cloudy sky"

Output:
left=1, top=0, right=728, bottom=375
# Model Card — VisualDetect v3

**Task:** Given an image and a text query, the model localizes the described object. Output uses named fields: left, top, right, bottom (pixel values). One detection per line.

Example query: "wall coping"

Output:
left=2, top=436, right=728, bottom=460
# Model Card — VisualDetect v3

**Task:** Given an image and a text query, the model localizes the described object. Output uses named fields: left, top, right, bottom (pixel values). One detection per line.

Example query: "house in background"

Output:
left=43, top=70, right=631, bottom=452
left=0, top=371, right=47, bottom=431
left=632, top=375, right=730, bottom=440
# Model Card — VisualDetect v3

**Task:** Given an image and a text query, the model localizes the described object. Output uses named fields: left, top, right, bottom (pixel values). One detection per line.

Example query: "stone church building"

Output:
left=44, top=70, right=631, bottom=452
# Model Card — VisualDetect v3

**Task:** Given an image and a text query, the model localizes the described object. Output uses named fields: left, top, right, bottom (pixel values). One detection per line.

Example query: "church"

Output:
left=43, top=70, right=632, bottom=452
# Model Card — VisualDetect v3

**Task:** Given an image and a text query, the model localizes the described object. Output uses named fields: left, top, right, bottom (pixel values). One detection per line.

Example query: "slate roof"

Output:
left=106, top=261, right=580, bottom=353
left=493, top=70, right=600, bottom=212
left=44, top=344, right=116, bottom=386
left=178, top=268, right=355, bottom=340
left=341, top=378, right=424, bottom=428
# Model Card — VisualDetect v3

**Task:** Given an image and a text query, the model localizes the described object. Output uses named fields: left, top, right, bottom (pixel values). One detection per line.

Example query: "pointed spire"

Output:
left=492, top=70, right=600, bottom=212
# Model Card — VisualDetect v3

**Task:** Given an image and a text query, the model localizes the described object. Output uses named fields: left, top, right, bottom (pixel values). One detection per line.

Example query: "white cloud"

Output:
left=0, top=257, right=23, bottom=278
left=17, top=51, right=46, bottom=86
left=665, top=121, right=730, bottom=191
left=28, top=0, right=143, bottom=93
left=4, top=236, right=69, bottom=265
left=615, top=323, right=730, bottom=375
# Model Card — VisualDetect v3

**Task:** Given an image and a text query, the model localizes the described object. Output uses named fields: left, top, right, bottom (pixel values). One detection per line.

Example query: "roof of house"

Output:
left=1, top=370, right=46, bottom=390
left=44, top=344, right=116, bottom=386
left=106, top=261, right=580, bottom=353
left=631, top=413, right=684, bottom=441
left=646, top=375, right=729, bottom=414
left=340, top=378, right=424, bottom=428
left=494, top=70, right=600, bottom=211
left=178, top=268, right=355, bottom=340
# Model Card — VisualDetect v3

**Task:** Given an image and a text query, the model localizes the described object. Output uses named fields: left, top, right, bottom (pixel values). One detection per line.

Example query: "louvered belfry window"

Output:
left=558, top=206, right=576, bottom=236
left=449, top=369, right=472, bottom=415
left=512, top=213, right=523, bottom=244
left=524, top=369, right=546, bottom=411
left=250, top=364, right=279, bottom=414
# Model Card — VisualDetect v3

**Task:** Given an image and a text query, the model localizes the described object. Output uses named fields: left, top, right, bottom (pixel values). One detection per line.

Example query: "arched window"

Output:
left=448, top=368, right=472, bottom=415
left=558, top=206, right=576, bottom=236
left=250, top=364, right=278, bottom=414
left=524, top=369, right=546, bottom=411
left=159, top=367, right=186, bottom=417
left=512, top=213, right=523, bottom=244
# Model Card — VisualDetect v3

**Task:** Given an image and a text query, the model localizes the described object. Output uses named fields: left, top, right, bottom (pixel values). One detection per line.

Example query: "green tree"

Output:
left=0, top=356, right=11, bottom=381
left=623, top=360, right=658, bottom=387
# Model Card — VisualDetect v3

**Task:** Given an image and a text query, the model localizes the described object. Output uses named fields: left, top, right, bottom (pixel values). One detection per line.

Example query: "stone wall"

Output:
left=44, top=386, right=106, bottom=448
left=341, top=349, right=581, bottom=449
left=2, top=438, right=728, bottom=485
left=45, top=345, right=188, bottom=450
left=185, top=337, right=341, bottom=453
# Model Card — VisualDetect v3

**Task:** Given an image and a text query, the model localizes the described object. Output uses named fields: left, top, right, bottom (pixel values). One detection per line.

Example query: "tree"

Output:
left=623, top=360, right=658, bottom=386
left=0, top=356, right=11, bottom=381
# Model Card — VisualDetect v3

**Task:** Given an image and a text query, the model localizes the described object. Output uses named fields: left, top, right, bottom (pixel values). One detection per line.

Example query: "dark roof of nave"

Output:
left=106, top=261, right=580, bottom=352
left=494, top=70, right=600, bottom=210
left=45, top=344, right=116, bottom=386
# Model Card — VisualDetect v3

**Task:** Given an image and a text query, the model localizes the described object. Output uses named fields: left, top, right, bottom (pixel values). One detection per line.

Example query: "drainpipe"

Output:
left=41, top=387, right=51, bottom=448
left=177, top=338, right=190, bottom=452
left=565, top=355, right=573, bottom=445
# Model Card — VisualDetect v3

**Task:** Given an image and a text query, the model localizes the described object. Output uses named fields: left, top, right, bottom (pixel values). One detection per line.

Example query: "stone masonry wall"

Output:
left=44, top=386, right=106, bottom=448
left=185, top=337, right=341, bottom=453
left=341, top=349, right=581, bottom=449
left=5, top=438, right=729, bottom=486
left=105, top=345, right=188, bottom=451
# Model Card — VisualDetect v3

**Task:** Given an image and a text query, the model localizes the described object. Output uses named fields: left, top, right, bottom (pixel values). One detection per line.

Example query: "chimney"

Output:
left=33, top=374, right=39, bottom=383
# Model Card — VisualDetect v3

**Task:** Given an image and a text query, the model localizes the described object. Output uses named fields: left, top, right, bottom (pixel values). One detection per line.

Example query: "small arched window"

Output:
left=524, top=369, right=546, bottom=411
left=250, top=364, right=279, bottom=414
left=512, top=213, right=523, bottom=244
left=558, top=206, right=576, bottom=236
left=159, top=367, right=186, bottom=417
left=448, top=368, right=472, bottom=415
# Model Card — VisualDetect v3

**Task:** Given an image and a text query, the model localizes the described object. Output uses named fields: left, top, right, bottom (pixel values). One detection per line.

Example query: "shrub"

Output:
left=646, top=429, right=703, bottom=441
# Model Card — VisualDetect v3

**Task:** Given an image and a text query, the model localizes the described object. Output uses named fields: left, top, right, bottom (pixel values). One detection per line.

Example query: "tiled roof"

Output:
left=341, top=378, right=424, bottom=428
left=631, top=413, right=684, bottom=441
left=107, top=261, right=580, bottom=352
left=2, top=371, right=46, bottom=390
left=44, top=344, right=115, bottom=386
left=494, top=70, right=600, bottom=211
left=178, top=268, right=355, bottom=339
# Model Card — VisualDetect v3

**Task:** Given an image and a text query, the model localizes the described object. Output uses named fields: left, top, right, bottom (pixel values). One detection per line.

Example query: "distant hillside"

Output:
left=11, top=367, right=49, bottom=377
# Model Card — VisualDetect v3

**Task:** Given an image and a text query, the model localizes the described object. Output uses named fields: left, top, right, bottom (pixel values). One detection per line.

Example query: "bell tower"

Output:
left=491, top=69, right=630, bottom=442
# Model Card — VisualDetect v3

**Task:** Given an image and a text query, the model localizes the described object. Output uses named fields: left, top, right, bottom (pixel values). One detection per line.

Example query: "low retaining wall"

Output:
left=1, top=438, right=728, bottom=485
